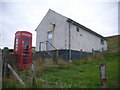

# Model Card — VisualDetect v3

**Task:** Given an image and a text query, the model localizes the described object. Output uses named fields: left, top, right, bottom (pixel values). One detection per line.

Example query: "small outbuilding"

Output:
left=35, top=9, right=107, bottom=61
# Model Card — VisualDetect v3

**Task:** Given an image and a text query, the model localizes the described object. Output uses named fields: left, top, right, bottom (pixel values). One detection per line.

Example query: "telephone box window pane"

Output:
left=16, top=47, right=18, bottom=51
left=16, top=44, right=18, bottom=47
left=24, top=45, right=28, bottom=47
left=24, top=41, right=29, bottom=44
left=16, top=38, right=18, bottom=44
left=23, top=45, right=29, bottom=50
left=16, top=44, right=18, bottom=51
left=22, top=33, right=31, bottom=36
left=15, top=33, right=20, bottom=36
left=23, top=55, right=28, bottom=57
left=23, top=38, right=30, bottom=41
left=23, top=52, right=29, bottom=54
left=23, top=38, right=30, bottom=44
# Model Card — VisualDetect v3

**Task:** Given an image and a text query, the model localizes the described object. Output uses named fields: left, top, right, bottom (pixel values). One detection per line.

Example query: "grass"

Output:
left=35, top=51, right=118, bottom=88
left=106, top=35, right=120, bottom=47
left=2, top=35, right=119, bottom=88
left=3, top=50, right=118, bottom=88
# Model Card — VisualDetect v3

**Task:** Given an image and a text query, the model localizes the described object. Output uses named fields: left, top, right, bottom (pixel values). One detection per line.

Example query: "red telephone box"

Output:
left=14, top=31, right=32, bottom=69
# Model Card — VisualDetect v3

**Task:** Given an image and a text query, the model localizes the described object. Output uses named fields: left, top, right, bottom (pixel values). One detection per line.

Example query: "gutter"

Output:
left=67, top=18, right=106, bottom=40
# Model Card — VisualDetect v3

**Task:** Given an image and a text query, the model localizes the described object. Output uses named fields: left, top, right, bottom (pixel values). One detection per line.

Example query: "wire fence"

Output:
left=1, top=46, right=119, bottom=88
left=31, top=46, right=119, bottom=88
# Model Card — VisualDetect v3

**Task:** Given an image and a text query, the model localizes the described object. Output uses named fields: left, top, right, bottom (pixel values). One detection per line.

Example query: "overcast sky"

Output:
left=0, top=0, right=119, bottom=49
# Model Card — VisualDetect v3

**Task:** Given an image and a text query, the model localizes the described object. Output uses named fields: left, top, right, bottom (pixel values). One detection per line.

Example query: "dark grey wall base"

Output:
left=36, top=49, right=101, bottom=61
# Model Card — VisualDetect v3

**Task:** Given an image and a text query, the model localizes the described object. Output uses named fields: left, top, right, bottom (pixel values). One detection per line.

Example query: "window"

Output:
left=16, top=38, right=18, bottom=44
left=15, top=33, right=20, bottom=36
left=15, top=47, right=18, bottom=51
left=23, top=38, right=30, bottom=44
left=15, top=39, right=18, bottom=51
left=47, top=31, right=53, bottom=50
left=24, top=45, right=29, bottom=50
left=22, top=33, right=31, bottom=36
left=23, top=52, right=29, bottom=54
left=101, top=39, right=104, bottom=45
left=76, top=27, right=79, bottom=32
left=48, top=31, right=52, bottom=39
left=23, top=55, right=28, bottom=57
left=23, top=38, right=30, bottom=41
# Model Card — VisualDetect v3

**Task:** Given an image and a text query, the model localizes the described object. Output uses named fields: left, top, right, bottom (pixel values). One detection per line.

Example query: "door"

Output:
left=47, top=31, right=53, bottom=50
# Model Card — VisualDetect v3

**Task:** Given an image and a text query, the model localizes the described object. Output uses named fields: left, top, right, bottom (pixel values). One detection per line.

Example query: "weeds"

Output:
left=3, top=50, right=119, bottom=88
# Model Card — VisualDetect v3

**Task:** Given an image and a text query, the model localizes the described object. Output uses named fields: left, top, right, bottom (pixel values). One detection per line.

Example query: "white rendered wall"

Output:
left=36, top=9, right=68, bottom=51
left=68, top=23, right=107, bottom=52
left=36, top=9, right=107, bottom=52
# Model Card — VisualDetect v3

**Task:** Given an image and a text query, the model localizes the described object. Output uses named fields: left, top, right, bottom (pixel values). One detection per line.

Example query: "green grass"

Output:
left=3, top=35, right=119, bottom=88
left=106, top=35, right=120, bottom=47
left=35, top=51, right=118, bottom=88
left=3, top=50, right=118, bottom=88
left=3, top=51, right=119, bottom=88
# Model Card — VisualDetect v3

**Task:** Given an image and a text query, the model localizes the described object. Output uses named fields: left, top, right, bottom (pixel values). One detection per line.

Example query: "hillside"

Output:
left=105, top=35, right=120, bottom=48
left=2, top=35, right=119, bottom=88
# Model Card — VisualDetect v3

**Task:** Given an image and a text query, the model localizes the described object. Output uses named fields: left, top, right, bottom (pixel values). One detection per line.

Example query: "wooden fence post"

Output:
left=55, top=50, right=58, bottom=65
left=2, top=47, right=25, bottom=86
left=2, top=47, right=10, bottom=77
left=100, top=63, right=107, bottom=88
left=32, top=60, right=36, bottom=86
left=41, top=52, right=45, bottom=64
left=7, top=64, right=25, bottom=85
left=53, top=51, right=58, bottom=65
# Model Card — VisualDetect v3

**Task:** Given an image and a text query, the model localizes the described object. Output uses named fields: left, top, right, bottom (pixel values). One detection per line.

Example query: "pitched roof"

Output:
left=36, top=9, right=106, bottom=40
left=67, top=18, right=106, bottom=40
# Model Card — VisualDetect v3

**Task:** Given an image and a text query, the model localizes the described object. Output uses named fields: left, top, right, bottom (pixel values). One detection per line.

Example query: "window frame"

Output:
left=100, top=38, right=104, bottom=45
left=76, top=27, right=80, bottom=32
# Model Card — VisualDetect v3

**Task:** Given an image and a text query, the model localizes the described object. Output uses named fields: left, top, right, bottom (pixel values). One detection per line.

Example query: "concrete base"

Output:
left=36, top=49, right=102, bottom=61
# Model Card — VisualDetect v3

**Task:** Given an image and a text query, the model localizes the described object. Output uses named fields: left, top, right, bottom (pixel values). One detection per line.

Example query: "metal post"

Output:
left=46, top=41, right=48, bottom=51
left=92, top=49, right=95, bottom=55
left=39, top=42, right=41, bottom=51
left=68, top=24, right=72, bottom=62
left=53, top=50, right=58, bottom=65
left=102, top=47, right=104, bottom=52
left=80, top=49, right=83, bottom=58
left=56, top=50, right=58, bottom=63
left=100, top=63, right=107, bottom=88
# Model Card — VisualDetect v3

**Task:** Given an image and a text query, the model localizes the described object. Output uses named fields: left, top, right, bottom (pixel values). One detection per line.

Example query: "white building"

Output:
left=35, top=9, right=107, bottom=60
